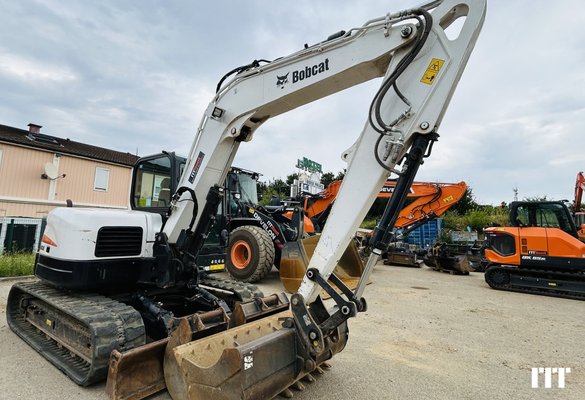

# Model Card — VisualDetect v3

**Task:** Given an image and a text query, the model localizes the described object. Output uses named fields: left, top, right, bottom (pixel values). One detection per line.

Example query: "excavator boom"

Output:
left=573, top=171, right=585, bottom=240
left=574, top=171, right=585, bottom=213
left=164, top=0, right=485, bottom=398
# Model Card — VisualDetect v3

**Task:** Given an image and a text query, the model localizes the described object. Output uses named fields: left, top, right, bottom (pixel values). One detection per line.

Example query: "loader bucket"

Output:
left=164, top=310, right=348, bottom=400
left=279, top=234, right=365, bottom=293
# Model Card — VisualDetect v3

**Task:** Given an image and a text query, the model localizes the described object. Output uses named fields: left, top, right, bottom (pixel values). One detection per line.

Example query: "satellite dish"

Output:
left=44, top=162, right=59, bottom=180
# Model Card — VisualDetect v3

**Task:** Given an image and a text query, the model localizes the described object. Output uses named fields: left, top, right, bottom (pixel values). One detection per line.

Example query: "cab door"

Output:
left=514, top=203, right=549, bottom=267
left=130, top=152, right=185, bottom=219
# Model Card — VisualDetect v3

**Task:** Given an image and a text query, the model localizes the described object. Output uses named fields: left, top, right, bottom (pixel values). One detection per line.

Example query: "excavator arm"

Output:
left=160, top=0, right=485, bottom=398
left=573, top=171, right=585, bottom=240
left=574, top=171, right=584, bottom=212
left=394, top=181, right=467, bottom=229
left=304, top=179, right=466, bottom=234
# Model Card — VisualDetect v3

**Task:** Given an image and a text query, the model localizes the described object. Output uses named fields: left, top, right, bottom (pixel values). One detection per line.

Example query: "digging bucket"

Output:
left=163, top=310, right=348, bottom=400
left=164, top=312, right=294, bottom=400
left=279, top=234, right=364, bottom=293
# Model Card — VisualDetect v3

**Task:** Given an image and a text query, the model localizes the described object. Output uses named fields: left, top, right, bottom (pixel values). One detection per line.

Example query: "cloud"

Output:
left=1, top=0, right=584, bottom=207
left=0, top=50, right=77, bottom=82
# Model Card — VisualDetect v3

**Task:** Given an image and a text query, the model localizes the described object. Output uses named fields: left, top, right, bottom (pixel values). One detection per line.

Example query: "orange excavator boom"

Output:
left=394, top=181, right=467, bottom=229
left=303, top=179, right=467, bottom=231
left=574, top=171, right=585, bottom=212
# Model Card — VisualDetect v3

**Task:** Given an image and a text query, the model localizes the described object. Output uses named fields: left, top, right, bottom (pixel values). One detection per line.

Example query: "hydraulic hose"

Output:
left=368, top=8, right=433, bottom=172
left=216, top=59, right=271, bottom=93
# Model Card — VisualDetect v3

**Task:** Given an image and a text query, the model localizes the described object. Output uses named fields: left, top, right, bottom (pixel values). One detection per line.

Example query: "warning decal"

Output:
left=420, top=58, right=445, bottom=85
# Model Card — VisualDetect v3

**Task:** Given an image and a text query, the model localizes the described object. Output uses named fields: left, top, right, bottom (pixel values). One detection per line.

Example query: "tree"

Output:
left=450, top=187, right=479, bottom=215
left=286, top=173, right=298, bottom=186
left=523, top=195, right=549, bottom=202
left=258, top=178, right=288, bottom=205
left=320, top=172, right=336, bottom=188
left=320, top=170, right=346, bottom=188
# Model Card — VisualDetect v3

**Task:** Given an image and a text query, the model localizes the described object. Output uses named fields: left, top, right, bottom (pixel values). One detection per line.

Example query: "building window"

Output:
left=94, top=167, right=110, bottom=191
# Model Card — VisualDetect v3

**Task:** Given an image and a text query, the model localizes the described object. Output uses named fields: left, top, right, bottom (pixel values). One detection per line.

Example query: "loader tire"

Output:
left=226, top=225, right=275, bottom=283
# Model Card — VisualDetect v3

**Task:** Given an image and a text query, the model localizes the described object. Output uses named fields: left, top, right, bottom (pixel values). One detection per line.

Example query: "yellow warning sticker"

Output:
left=420, top=58, right=445, bottom=85
left=210, top=264, right=225, bottom=271
left=442, top=195, right=454, bottom=203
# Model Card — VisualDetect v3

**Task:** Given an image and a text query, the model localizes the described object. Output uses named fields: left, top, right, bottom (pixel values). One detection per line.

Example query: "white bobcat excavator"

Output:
left=6, top=0, right=485, bottom=399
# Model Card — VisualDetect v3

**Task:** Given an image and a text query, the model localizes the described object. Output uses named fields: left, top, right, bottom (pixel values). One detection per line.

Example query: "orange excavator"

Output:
left=483, top=201, right=585, bottom=299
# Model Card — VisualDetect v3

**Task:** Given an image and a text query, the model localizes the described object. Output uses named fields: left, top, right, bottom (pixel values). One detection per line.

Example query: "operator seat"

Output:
left=158, top=178, right=171, bottom=206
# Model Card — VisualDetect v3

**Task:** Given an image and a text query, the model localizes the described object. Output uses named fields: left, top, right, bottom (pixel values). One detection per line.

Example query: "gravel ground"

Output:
left=1, top=264, right=583, bottom=400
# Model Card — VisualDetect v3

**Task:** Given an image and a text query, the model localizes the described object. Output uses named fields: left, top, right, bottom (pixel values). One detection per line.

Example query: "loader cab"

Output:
left=225, top=167, right=261, bottom=213
left=130, top=152, right=186, bottom=218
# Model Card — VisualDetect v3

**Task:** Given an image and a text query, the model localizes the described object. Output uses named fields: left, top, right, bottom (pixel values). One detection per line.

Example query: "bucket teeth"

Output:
left=277, top=362, right=331, bottom=398
left=279, top=388, right=294, bottom=398
left=291, top=381, right=306, bottom=391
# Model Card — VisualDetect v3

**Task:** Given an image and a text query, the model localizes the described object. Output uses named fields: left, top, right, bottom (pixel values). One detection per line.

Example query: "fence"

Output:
left=0, top=217, right=46, bottom=255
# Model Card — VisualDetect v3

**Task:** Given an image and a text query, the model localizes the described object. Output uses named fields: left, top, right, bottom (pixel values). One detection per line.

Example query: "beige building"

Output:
left=0, top=123, right=139, bottom=252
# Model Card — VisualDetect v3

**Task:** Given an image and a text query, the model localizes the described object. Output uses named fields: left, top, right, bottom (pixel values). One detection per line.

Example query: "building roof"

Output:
left=0, top=123, right=139, bottom=166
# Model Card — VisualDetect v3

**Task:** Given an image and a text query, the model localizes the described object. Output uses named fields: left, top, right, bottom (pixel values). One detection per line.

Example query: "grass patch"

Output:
left=0, top=252, right=36, bottom=277
left=360, top=218, right=377, bottom=230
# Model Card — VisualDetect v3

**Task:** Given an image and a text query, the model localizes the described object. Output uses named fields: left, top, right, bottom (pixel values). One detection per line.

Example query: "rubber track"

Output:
left=6, top=280, right=145, bottom=386
left=485, top=266, right=585, bottom=300
left=199, top=275, right=264, bottom=304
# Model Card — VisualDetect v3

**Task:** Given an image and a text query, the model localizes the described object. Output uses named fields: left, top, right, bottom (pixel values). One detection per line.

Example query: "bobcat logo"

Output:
left=276, top=72, right=289, bottom=88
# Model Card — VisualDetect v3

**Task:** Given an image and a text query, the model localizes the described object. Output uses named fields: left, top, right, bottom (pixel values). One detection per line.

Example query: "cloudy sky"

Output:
left=1, top=0, right=584, bottom=205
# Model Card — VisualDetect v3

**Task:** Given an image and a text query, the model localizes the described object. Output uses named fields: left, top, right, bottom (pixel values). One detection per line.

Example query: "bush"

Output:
left=360, top=218, right=377, bottom=230
left=0, top=252, right=36, bottom=277
left=442, top=207, right=509, bottom=233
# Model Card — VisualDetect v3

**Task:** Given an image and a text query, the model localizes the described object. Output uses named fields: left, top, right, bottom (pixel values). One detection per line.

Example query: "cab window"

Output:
left=133, top=156, right=172, bottom=208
